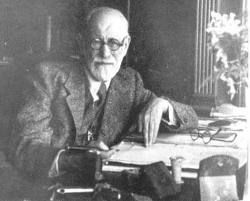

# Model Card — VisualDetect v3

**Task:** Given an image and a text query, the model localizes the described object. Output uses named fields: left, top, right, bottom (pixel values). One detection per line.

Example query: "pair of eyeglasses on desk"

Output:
left=188, top=127, right=237, bottom=144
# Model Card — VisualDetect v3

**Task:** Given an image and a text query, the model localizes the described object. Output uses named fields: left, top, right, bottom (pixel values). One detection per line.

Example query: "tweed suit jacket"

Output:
left=7, top=60, right=198, bottom=179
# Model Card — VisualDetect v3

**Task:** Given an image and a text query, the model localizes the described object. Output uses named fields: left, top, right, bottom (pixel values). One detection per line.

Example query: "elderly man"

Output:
left=7, top=7, right=198, bottom=187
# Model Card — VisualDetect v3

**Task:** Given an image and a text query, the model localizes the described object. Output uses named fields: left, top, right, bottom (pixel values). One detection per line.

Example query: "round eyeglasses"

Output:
left=90, top=37, right=127, bottom=51
left=189, top=127, right=237, bottom=144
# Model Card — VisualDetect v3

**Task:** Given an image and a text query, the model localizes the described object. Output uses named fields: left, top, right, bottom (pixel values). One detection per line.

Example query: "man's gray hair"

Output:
left=86, top=7, right=129, bottom=33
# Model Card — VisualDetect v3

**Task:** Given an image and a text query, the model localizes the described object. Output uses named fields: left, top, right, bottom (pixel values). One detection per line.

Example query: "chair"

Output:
left=199, top=155, right=239, bottom=201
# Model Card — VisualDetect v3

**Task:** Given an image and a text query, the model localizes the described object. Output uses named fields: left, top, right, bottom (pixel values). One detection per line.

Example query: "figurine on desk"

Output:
left=4, top=6, right=198, bottom=200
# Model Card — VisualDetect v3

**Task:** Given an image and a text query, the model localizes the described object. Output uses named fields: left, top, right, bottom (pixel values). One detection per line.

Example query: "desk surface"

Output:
left=105, top=118, right=248, bottom=178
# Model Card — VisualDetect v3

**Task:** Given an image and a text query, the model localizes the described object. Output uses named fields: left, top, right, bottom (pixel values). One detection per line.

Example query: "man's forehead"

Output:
left=91, top=21, right=127, bottom=38
left=88, top=11, right=128, bottom=38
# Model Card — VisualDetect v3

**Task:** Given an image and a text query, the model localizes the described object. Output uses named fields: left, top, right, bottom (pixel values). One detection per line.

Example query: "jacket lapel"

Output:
left=99, top=72, right=131, bottom=146
left=65, top=68, right=87, bottom=134
left=64, top=66, right=133, bottom=146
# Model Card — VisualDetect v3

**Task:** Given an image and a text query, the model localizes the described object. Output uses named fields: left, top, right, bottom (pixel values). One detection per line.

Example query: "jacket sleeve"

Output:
left=7, top=62, right=67, bottom=179
left=162, top=97, right=198, bottom=131
left=133, top=71, right=156, bottom=110
left=132, top=70, right=198, bottom=132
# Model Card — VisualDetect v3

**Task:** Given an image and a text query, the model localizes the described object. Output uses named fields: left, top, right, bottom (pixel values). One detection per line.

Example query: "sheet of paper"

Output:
left=110, top=141, right=247, bottom=170
left=109, top=117, right=247, bottom=172
left=124, top=130, right=247, bottom=149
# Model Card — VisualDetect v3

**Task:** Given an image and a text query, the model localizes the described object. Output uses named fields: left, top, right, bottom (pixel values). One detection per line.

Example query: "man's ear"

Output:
left=122, top=35, right=131, bottom=54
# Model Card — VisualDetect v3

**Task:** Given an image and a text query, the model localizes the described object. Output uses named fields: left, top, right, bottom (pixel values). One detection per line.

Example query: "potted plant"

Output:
left=206, top=11, right=248, bottom=107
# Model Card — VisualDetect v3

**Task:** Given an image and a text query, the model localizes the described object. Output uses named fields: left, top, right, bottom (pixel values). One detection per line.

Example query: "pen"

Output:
left=66, top=145, right=120, bottom=155
left=56, top=187, right=94, bottom=194
left=66, top=145, right=102, bottom=152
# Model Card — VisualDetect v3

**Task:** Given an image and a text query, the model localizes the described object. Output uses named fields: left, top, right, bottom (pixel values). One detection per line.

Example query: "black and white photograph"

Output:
left=0, top=0, right=248, bottom=200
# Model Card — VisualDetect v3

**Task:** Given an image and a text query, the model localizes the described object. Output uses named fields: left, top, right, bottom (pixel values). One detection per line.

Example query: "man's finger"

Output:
left=100, top=149, right=116, bottom=159
left=153, top=119, right=160, bottom=143
left=143, top=115, right=149, bottom=147
left=88, top=140, right=109, bottom=151
left=98, top=141, right=109, bottom=151
left=148, top=118, right=154, bottom=146
left=138, top=114, right=143, bottom=133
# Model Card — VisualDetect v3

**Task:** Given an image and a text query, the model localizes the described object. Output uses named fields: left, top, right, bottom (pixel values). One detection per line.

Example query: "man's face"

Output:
left=85, top=15, right=130, bottom=82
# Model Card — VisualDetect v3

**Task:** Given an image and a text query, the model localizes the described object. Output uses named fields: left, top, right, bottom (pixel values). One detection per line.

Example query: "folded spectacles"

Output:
left=189, top=127, right=237, bottom=144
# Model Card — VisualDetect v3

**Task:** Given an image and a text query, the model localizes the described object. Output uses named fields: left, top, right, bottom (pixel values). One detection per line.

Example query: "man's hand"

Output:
left=138, top=97, right=172, bottom=147
left=87, top=140, right=116, bottom=159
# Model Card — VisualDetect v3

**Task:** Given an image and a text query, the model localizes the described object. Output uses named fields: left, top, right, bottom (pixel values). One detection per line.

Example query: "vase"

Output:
left=232, top=84, right=246, bottom=107
left=214, top=78, right=231, bottom=107
left=215, top=78, right=247, bottom=107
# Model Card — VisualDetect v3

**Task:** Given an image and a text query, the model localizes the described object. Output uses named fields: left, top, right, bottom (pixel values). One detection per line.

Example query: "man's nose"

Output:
left=99, top=44, right=112, bottom=58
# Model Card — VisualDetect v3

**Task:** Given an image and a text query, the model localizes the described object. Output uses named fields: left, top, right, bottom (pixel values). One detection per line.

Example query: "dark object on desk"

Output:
left=199, top=155, right=239, bottom=201
left=208, top=119, right=232, bottom=127
left=50, top=148, right=103, bottom=201
left=51, top=181, right=152, bottom=201
left=92, top=185, right=136, bottom=201
left=57, top=148, right=103, bottom=187
left=121, top=169, right=141, bottom=192
left=139, top=161, right=181, bottom=200
left=92, top=183, right=153, bottom=201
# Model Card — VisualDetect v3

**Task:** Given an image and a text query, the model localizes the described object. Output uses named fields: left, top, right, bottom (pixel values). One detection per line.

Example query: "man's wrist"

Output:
left=159, top=98, right=172, bottom=113
left=159, top=98, right=178, bottom=127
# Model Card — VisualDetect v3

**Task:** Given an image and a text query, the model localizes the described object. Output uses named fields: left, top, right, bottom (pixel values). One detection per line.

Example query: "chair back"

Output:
left=199, top=155, right=239, bottom=201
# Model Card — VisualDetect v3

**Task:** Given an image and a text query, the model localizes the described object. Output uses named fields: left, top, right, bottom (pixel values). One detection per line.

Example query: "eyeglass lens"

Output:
left=190, top=129, right=212, bottom=144
left=91, top=38, right=124, bottom=51
left=189, top=128, right=236, bottom=144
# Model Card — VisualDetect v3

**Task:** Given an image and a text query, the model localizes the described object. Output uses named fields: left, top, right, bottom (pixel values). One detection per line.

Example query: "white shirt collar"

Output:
left=85, top=69, right=111, bottom=102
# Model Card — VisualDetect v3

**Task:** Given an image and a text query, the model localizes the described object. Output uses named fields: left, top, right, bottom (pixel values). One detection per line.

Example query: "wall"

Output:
left=0, top=0, right=129, bottom=59
left=128, top=0, right=198, bottom=103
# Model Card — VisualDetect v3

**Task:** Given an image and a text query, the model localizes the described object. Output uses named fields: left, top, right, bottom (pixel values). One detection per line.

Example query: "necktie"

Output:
left=87, top=82, right=106, bottom=141
left=84, top=82, right=107, bottom=142
left=97, top=82, right=107, bottom=106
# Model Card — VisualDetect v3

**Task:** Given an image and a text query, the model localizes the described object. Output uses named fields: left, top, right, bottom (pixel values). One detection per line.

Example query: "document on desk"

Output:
left=123, top=130, right=246, bottom=149
left=108, top=132, right=247, bottom=170
left=199, top=118, right=247, bottom=132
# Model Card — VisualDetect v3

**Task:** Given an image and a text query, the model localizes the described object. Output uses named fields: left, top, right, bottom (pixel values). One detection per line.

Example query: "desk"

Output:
left=105, top=136, right=247, bottom=177
left=103, top=118, right=248, bottom=200
left=105, top=118, right=247, bottom=178
left=0, top=118, right=247, bottom=201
